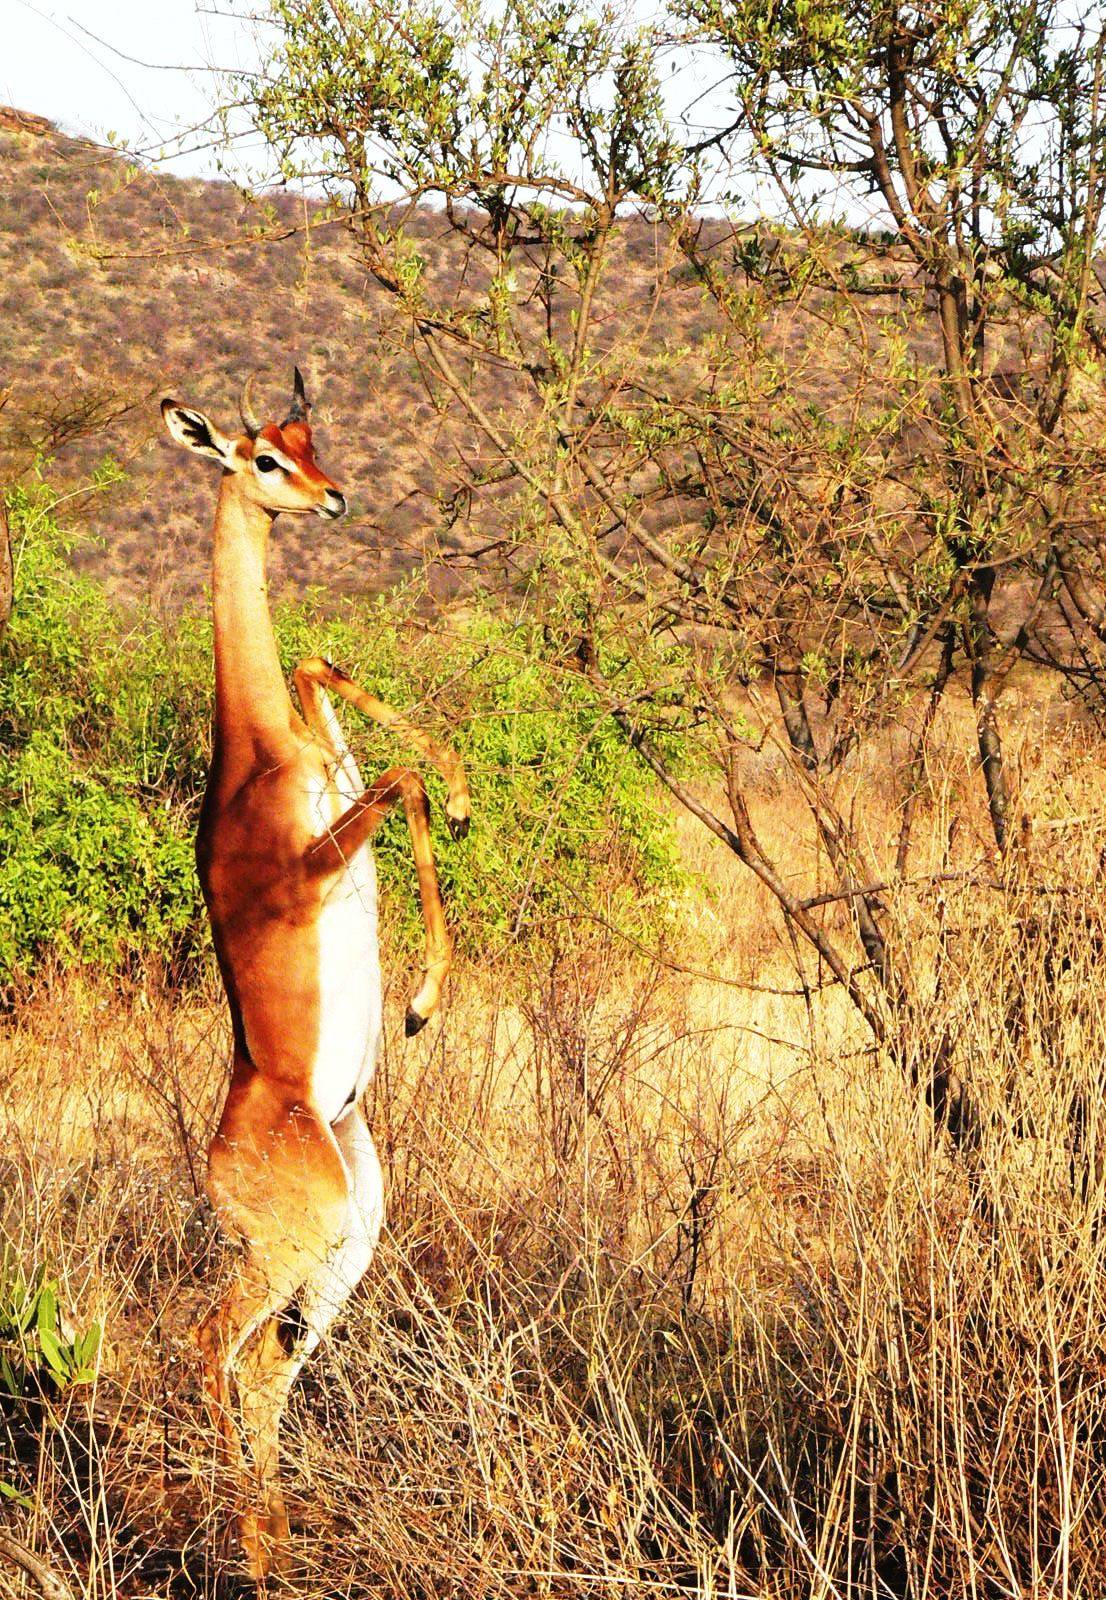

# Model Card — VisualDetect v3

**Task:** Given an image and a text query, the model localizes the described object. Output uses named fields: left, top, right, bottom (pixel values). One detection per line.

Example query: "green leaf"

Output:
left=36, top=1284, right=57, bottom=1336
left=76, top=1324, right=101, bottom=1368
left=36, top=1326, right=69, bottom=1382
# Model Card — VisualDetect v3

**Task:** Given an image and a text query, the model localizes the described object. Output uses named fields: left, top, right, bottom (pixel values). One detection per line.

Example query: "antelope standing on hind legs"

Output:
left=161, top=370, right=470, bottom=1581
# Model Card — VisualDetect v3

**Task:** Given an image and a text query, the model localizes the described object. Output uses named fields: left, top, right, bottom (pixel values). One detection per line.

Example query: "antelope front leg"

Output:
left=295, top=655, right=471, bottom=839
left=307, top=766, right=453, bottom=1033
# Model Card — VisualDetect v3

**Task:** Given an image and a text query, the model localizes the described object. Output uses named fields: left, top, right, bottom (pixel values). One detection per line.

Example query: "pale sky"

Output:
left=2, top=0, right=731, bottom=188
left=2, top=0, right=262, bottom=176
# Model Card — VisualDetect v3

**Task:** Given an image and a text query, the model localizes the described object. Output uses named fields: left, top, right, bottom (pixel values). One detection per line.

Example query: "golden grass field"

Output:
left=6, top=673, right=1106, bottom=1598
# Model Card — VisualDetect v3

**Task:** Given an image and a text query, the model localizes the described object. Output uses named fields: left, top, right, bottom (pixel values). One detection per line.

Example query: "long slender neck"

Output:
left=210, top=474, right=291, bottom=757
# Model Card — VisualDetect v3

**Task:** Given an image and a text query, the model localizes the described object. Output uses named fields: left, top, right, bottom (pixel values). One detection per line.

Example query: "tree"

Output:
left=684, top=0, right=1106, bottom=834
left=226, top=0, right=1106, bottom=1136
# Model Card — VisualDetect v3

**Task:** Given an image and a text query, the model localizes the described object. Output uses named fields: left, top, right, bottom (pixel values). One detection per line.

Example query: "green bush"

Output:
left=0, top=478, right=208, bottom=980
left=0, top=476, right=685, bottom=981
left=271, top=597, right=686, bottom=950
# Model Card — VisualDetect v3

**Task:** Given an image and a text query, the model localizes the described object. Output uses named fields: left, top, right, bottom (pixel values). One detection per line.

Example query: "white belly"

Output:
left=307, top=768, right=383, bottom=1124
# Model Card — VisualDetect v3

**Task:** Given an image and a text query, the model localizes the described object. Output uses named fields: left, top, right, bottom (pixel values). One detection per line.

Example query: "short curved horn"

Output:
left=239, top=373, right=263, bottom=438
left=285, top=365, right=310, bottom=425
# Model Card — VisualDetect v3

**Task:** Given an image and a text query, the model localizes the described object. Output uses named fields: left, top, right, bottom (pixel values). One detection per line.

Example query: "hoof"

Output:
left=214, top=1574, right=263, bottom=1599
left=237, top=1515, right=290, bottom=1591
left=447, top=811, right=470, bottom=843
left=405, top=1006, right=429, bottom=1038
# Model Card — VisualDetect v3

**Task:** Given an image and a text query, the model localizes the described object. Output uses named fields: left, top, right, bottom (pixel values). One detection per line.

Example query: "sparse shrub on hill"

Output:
left=0, top=478, right=685, bottom=983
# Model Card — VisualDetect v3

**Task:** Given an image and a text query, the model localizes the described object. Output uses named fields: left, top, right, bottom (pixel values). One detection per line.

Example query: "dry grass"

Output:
left=0, top=940, right=799, bottom=1597
left=7, top=692, right=1106, bottom=1598
left=6, top=739, right=1106, bottom=1600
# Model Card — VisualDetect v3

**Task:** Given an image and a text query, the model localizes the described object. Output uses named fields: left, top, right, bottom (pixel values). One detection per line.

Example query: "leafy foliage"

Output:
left=0, top=1251, right=100, bottom=1399
left=250, top=0, right=681, bottom=209
left=0, top=476, right=207, bottom=980
left=274, top=594, right=689, bottom=948
left=0, top=1247, right=101, bottom=1510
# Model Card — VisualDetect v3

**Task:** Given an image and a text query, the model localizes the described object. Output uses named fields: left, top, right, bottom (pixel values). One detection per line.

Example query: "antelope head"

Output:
left=161, top=368, right=346, bottom=521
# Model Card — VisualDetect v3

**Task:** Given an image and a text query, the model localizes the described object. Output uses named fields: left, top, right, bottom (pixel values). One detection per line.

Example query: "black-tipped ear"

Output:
left=161, top=399, right=235, bottom=463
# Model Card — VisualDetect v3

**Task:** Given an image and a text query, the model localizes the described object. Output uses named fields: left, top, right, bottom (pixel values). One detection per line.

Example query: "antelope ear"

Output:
left=161, top=399, right=237, bottom=465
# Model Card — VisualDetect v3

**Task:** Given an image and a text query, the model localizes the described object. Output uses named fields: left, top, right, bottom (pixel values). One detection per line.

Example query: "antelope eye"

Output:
left=255, top=454, right=279, bottom=473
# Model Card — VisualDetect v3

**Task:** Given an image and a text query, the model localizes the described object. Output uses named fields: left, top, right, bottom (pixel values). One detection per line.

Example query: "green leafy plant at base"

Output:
left=0, top=1247, right=101, bottom=1508
left=0, top=475, right=688, bottom=982
left=0, top=1254, right=100, bottom=1396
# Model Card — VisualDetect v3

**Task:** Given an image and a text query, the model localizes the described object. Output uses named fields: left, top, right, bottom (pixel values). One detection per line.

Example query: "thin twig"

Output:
left=0, top=1537, right=75, bottom=1600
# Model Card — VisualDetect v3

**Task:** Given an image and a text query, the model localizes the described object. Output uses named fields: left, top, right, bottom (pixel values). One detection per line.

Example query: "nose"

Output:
left=321, top=488, right=346, bottom=520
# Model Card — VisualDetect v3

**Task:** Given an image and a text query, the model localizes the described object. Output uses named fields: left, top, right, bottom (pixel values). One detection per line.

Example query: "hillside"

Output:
left=1, top=106, right=464, bottom=603
left=0, top=107, right=726, bottom=605
left=2, top=104, right=963, bottom=617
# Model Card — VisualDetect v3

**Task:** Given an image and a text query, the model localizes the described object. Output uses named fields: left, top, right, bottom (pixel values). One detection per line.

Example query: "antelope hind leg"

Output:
left=231, top=1109, right=384, bottom=1576
left=203, top=1082, right=351, bottom=1580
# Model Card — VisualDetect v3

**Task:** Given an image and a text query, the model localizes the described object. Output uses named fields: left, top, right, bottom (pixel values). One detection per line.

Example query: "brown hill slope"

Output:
left=3, top=105, right=969, bottom=618
left=0, top=109, right=480, bottom=604
left=2, top=108, right=734, bottom=606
